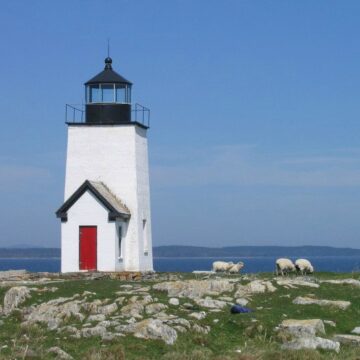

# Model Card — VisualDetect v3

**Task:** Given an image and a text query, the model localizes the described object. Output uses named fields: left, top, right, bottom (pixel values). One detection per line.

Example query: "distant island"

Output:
left=0, top=245, right=360, bottom=258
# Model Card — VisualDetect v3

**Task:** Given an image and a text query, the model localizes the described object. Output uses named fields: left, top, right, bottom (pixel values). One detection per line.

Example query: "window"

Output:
left=102, top=84, right=114, bottom=102
left=143, top=220, right=148, bottom=254
left=89, top=85, right=100, bottom=103
left=118, top=226, right=122, bottom=258
left=116, top=85, right=126, bottom=103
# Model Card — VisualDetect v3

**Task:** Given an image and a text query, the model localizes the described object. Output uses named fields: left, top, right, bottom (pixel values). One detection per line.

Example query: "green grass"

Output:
left=0, top=272, right=359, bottom=359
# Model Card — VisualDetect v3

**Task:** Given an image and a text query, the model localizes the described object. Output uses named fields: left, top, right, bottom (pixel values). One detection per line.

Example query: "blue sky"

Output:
left=1, top=0, right=360, bottom=248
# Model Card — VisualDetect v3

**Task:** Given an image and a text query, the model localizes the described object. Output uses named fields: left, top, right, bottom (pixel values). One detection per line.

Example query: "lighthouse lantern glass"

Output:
left=116, top=84, right=131, bottom=104
left=102, top=85, right=114, bottom=102
left=88, top=85, right=100, bottom=103
left=86, top=84, right=131, bottom=104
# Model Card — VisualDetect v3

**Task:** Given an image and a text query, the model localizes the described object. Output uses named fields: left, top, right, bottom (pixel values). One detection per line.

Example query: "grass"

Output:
left=0, top=272, right=359, bottom=359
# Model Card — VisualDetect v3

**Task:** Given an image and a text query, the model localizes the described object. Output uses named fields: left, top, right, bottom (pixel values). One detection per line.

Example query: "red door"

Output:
left=79, top=226, right=97, bottom=270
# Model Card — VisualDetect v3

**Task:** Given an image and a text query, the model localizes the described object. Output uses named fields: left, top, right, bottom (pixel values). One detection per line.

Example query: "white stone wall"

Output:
left=63, top=124, right=153, bottom=272
left=135, top=126, right=153, bottom=270
left=61, top=191, right=119, bottom=272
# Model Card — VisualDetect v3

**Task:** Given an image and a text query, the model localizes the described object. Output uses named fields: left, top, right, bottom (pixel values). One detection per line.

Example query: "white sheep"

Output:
left=228, top=262, right=245, bottom=274
left=212, top=261, right=234, bottom=273
left=295, top=259, right=314, bottom=275
left=276, top=258, right=295, bottom=276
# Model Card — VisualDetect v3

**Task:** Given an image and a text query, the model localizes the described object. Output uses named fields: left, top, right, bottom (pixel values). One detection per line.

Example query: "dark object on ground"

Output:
left=231, top=305, right=253, bottom=314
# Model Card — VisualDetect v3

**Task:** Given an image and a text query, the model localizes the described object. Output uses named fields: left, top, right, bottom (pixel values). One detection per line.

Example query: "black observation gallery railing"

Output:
left=65, top=103, right=150, bottom=128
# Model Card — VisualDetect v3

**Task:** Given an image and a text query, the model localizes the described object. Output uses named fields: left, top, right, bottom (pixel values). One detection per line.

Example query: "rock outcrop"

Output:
left=282, top=336, right=340, bottom=352
left=278, top=319, right=339, bottom=352
left=153, top=279, right=234, bottom=298
left=278, top=319, right=325, bottom=336
left=116, top=318, right=177, bottom=345
left=235, top=280, right=276, bottom=298
left=320, top=279, right=360, bottom=287
left=3, top=286, right=31, bottom=315
left=333, top=334, right=360, bottom=346
left=293, top=296, right=351, bottom=310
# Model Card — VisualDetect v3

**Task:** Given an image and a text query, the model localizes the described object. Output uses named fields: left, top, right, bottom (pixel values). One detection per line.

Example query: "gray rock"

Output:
left=47, top=346, right=74, bottom=360
left=279, top=319, right=325, bottom=336
left=235, top=280, right=276, bottom=298
left=22, top=297, right=85, bottom=329
left=154, top=312, right=176, bottom=321
left=169, top=298, right=179, bottom=306
left=134, top=286, right=151, bottom=293
left=58, top=326, right=78, bottom=335
left=145, top=303, right=168, bottom=315
left=351, top=327, right=360, bottom=335
left=324, top=320, right=336, bottom=327
left=293, top=296, right=351, bottom=310
left=120, top=284, right=133, bottom=289
left=117, top=318, right=177, bottom=345
left=98, top=303, right=117, bottom=315
left=153, top=279, right=234, bottom=299
left=166, top=318, right=191, bottom=329
left=87, top=314, right=106, bottom=322
left=0, top=270, right=27, bottom=280
left=173, top=325, right=187, bottom=333
left=3, top=286, right=31, bottom=315
left=277, top=279, right=319, bottom=289
left=80, top=325, right=107, bottom=338
left=333, top=334, right=360, bottom=346
left=192, top=324, right=210, bottom=334
left=101, top=332, right=124, bottom=341
left=189, top=311, right=207, bottom=320
left=120, top=303, right=144, bottom=319
left=194, top=297, right=227, bottom=309
left=282, top=336, right=340, bottom=352
left=82, top=291, right=95, bottom=296
left=97, top=320, right=112, bottom=328
left=83, top=299, right=103, bottom=314
left=320, top=279, right=360, bottom=287
left=235, top=298, right=249, bottom=306
left=115, top=297, right=125, bottom=305
left=128, top=295, right=153, bottom=305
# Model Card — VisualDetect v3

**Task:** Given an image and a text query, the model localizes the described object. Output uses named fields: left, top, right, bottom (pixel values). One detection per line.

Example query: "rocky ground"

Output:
left=0, top=270, right=359, bottom=359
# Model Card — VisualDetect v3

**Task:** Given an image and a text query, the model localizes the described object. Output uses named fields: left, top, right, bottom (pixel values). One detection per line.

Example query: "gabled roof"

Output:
left=56, top=180, right=130, bottom=222
left=85, top=57, right=132, bottom=85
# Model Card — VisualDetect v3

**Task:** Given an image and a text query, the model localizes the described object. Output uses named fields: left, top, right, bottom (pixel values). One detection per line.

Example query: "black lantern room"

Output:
left=84, top=57, right=132, bottom=124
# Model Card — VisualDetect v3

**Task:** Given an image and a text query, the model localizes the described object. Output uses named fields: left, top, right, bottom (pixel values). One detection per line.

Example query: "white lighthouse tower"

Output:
left=56, top=57, right=153, bottom=273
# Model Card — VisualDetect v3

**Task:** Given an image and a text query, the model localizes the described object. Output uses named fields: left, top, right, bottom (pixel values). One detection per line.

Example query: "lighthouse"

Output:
left=56, top=57, right=153, bottom=273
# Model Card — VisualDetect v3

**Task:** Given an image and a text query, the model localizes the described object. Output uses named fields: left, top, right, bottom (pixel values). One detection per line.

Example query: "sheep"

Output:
left=276, top=258, right=295, bottom=276
left=228, top=262, right=245, bottom=274
left=295, top=259, right=314, bottom=275
left=212, top=261, right=234, bottom=273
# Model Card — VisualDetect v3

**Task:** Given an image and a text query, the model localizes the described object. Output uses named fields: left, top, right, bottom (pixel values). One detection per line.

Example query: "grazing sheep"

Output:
left=276, top=258, right=295, bottom=276
left=228, top=262, right=245, bottom=274
left=212, top=261, right=234, bottom=273
left=295, top=259, right=314, bottom=275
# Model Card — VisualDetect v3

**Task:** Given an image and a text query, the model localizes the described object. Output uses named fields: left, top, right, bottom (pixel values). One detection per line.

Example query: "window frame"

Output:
left=118, top=225, right=123, bottom=260
left=86, top=83, right=131, bottom=104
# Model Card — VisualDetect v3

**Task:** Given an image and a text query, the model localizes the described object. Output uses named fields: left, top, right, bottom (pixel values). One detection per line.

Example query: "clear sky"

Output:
left=1, top=0, right=360, bottom=248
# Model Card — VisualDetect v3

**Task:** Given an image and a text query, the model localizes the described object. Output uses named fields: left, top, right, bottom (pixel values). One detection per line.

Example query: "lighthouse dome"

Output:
left=85, top=58, right=132, bottom=124
left=85, top=57, right=132, bottom=86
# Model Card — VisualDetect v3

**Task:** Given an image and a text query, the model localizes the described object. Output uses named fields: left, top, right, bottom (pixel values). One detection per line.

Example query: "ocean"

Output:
left=0, top=256, right=359, bottom=273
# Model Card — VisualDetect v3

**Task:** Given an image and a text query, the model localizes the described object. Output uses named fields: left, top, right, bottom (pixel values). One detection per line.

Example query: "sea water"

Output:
left=0, top=256, right=359, bottom=273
